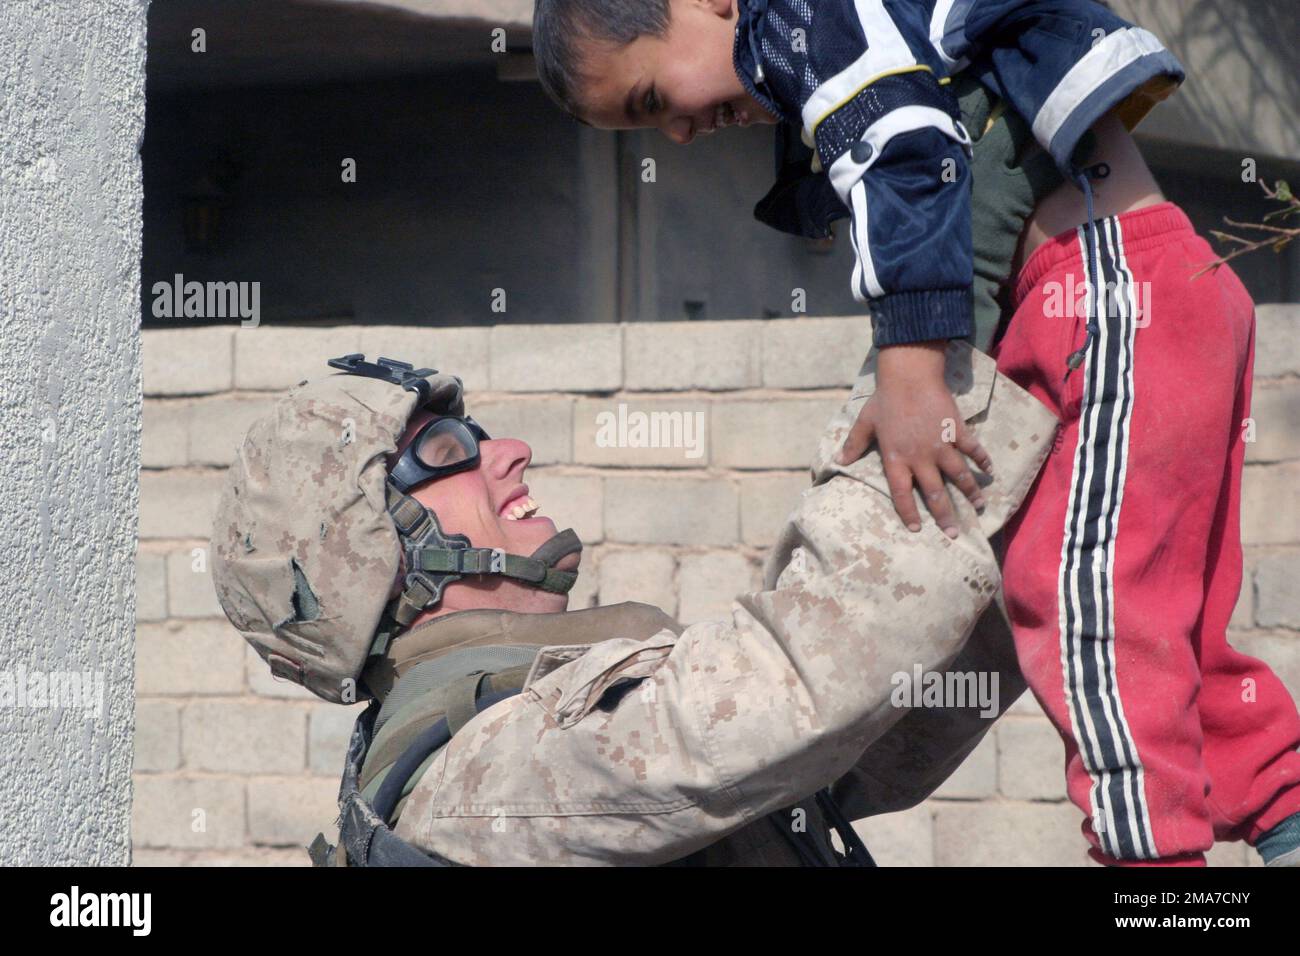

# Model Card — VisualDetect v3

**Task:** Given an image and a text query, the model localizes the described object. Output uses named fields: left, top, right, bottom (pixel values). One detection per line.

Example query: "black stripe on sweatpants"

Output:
left=1059, top=219, right=1117, bottom=855
left=1090, top=218, right=1151, bottom=860
left=1057, top=216, right=1153, bottom=861
left=1102, top=217, right=1155, bottom=860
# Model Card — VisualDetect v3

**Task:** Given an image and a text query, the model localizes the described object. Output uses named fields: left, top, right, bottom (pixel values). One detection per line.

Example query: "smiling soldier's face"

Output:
left=388, top=409, right=580, bottom=618
left=573, top=0, right=779, bottom=144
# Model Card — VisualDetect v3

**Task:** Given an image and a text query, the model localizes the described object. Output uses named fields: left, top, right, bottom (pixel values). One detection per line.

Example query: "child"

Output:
left=531, top=0, right=1300, bottom=866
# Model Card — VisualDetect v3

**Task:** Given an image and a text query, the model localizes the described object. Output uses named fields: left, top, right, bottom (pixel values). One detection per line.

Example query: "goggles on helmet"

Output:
left=388, top=415, right=491, bottom=493
left=324, top=353, right=582, bottom=633
left=325, top=354, right=492, bottom=493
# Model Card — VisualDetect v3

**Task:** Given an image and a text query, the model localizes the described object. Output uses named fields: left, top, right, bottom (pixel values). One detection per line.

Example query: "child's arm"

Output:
left=816, top=0, right=1180, bottom=533
left=799, top=6, right=984, bottom=533
left=815, top=68, right=975, bottom=347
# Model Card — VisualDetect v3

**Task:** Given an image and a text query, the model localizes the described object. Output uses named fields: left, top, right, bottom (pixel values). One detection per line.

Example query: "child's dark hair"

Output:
left=532, top=0, right=672, bottom=119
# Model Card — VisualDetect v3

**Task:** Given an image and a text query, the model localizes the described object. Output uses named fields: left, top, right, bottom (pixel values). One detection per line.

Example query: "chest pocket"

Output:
left=523, top=636, right=678, bottom=730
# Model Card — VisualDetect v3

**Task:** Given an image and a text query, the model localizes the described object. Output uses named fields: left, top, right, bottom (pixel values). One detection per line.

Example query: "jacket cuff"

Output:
left=869, top=289, right=973, bottom=347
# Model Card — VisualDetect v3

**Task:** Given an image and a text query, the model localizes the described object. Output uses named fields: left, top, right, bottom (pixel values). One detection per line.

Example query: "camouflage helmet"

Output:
left=211, top=355, right=581, bottom=704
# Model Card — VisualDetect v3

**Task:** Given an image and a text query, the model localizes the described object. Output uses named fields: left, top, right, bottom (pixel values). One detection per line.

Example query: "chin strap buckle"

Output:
left=453, top=548, right=506, bottom=575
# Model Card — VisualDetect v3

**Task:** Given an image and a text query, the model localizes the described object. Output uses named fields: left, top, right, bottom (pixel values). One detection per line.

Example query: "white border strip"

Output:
left=1031, top=27, right=1165, bottom=150
left=801, top=0, right=917, bottom=132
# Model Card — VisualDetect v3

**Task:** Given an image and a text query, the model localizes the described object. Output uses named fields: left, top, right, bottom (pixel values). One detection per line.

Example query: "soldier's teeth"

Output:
left=503, top=497, right=540, bottom=520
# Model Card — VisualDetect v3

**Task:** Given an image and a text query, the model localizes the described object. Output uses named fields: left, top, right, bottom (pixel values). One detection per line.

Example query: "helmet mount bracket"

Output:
left=328, top=354, right=438, bottom=405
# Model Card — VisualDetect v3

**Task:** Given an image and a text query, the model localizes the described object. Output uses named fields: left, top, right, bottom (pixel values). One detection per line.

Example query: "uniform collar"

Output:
left=361, top=602, right=683, bottom=701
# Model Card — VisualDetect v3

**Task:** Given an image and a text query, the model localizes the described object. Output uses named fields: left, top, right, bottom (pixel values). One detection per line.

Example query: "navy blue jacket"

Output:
left=735, top=0, right=1184, bottom=345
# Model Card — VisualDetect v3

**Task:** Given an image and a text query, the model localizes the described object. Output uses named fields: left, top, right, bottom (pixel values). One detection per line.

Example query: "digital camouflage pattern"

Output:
left=209, top=342, right=1058, bottom=864
left=210, top=367, right=465, bottom=703
left=393, top=340, right=1059, bottom=864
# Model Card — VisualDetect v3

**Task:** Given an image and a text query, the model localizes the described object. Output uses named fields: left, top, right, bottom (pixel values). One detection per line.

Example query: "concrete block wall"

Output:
left=133, top=309, right=1300, bottom=866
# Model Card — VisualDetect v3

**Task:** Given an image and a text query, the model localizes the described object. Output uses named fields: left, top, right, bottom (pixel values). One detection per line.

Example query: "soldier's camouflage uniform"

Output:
left=388, top=341, right=1057, bottom=864
left=213, top=81, right=1063, bottom=865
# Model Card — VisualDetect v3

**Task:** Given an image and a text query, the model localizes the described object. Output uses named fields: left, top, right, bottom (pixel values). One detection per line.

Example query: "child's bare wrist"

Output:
left=878, top=340, right=947, bottom=386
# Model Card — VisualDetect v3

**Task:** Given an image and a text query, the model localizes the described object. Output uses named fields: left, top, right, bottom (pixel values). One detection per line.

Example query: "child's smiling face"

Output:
left=573, top=0, right=779, bottom=143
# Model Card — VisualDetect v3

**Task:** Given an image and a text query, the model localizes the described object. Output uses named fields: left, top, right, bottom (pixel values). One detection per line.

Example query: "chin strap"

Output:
left=383, top=482, right=582, bottom=629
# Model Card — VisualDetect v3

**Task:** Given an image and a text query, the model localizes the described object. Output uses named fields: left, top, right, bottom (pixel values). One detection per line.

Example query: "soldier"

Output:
left=211, top=342, right=1057, bottom=866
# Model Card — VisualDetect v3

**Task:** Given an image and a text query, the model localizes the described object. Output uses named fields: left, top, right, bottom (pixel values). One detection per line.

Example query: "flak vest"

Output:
left=314, top=602, right=871, bottom=867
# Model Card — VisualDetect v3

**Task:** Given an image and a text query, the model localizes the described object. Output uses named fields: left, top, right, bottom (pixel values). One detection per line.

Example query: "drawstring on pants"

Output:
left=1063, top=162, right=1111, bottom=382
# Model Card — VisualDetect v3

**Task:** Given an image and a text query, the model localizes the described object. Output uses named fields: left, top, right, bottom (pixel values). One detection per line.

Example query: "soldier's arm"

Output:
left=830, top=595, right=1028, bottom=819
left=393, top=346, right=1057, bottom=865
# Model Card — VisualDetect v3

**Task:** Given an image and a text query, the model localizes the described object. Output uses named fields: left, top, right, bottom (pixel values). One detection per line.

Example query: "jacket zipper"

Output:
left=733, top=23, right=785, bottom=123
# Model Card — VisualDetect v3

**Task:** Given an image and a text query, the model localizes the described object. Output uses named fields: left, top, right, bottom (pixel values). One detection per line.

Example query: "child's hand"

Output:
left=835, top=341, right=993, bottom=538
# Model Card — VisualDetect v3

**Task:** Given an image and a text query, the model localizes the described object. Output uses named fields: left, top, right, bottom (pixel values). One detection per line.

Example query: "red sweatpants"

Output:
left=993, top=202, right=1300, bottom=865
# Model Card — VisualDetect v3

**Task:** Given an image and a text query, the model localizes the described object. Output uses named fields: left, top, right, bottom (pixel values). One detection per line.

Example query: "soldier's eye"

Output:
left=416, top=421, right=475, bottom=468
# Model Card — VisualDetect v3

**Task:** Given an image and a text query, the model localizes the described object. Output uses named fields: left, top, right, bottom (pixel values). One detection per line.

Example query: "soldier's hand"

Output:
left=835, top=341, right=992, bottom=538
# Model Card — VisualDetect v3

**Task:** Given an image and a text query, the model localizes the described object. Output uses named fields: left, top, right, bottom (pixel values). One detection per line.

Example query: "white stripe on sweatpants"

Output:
left=1055, top=215, right=1155, bottom=860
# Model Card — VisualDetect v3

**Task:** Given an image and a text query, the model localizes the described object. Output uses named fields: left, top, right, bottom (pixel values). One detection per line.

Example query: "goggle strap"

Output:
left=386, top=484, right=431, bottom=537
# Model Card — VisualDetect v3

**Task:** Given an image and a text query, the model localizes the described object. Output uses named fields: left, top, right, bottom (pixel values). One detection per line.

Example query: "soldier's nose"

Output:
left=480, top=438, right=532, bottom=480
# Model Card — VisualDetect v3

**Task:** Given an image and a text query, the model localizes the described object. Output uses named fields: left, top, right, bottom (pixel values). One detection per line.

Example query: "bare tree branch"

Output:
left=1194, top=179, right=1299, bottom=277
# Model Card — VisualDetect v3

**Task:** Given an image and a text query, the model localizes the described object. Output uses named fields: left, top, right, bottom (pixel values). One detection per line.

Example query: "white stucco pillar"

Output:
left=0, top=0, right=148, bottom=864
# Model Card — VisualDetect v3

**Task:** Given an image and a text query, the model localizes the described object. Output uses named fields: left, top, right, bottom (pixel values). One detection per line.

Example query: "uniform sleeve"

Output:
left=392, top=343, right=1061, bottom=865
left=830, top=598, right=1029, bottom=819
left=802, top=1, right=977, bottom=345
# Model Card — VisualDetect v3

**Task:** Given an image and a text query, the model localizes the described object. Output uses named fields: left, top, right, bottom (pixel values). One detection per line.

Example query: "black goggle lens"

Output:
left=389, top=416, right=491, bottom=492
left=415, top=418, right=480, bottom=470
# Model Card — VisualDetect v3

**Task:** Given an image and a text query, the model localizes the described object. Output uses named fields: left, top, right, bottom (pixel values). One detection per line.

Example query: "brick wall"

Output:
left=133, top=309, right=1300, bottom=866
